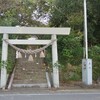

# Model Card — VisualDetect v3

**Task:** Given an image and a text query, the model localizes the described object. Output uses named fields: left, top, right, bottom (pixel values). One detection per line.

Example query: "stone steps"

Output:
left=13, top=57, right=47, bottom=87
left=12, top=83, right=47, bottom=88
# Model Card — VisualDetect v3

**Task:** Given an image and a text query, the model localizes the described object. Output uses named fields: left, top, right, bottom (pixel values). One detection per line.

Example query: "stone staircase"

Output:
left=12, top=56, right=47, bottom=88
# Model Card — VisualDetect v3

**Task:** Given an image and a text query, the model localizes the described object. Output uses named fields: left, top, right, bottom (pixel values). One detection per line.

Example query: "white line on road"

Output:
left=0, top=92, right=100, bottom=97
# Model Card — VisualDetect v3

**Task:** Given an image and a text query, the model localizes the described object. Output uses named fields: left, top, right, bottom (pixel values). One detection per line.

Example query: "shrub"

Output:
left=89, top=45, right=100, bottom=80
left=59, top=63, right=82, bottom=82
left=0, top=46, right=16, bottom=74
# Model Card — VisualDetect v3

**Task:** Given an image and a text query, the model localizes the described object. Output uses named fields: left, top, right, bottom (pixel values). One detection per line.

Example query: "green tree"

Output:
left=49, top=0, right=83, bottom=64
left=87, top=0, right=100, bottom=45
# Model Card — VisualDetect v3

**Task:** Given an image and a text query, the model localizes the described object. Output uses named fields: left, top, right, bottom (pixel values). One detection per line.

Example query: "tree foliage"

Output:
left=49, top=0, right=83, bottom=65
left=87, top=0, right=100, bottom=45
left=49, top=0, right=100, bottom=81
left=0, top=0, right=51, bottom=26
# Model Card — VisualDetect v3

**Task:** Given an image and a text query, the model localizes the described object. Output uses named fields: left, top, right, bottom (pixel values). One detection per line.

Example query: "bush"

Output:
left=89, top=45, right=100, bottom=80
left=7, top=46, right=16, bottom=73
left=0, top=46, right=16, bottom=74
left=58, top=34, right=83, bottom=66
left=59, top=63, right=82, bottom=82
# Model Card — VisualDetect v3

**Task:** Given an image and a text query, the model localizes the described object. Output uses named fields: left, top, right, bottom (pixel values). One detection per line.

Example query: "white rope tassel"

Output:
left=40, top=51, right=45, bottom=58
left=28, top=55, right=34, bottom=61
left=35, top=53, right=37, bottom=58
left=18, top=52, right=22, bottom=58
left=16, top=51, right=19, bottom=59
left=25, top=53, right=27, bottom=58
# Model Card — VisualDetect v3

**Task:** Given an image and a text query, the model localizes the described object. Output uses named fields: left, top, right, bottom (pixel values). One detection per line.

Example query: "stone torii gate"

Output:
left=0, top=27, right=70, bottom=89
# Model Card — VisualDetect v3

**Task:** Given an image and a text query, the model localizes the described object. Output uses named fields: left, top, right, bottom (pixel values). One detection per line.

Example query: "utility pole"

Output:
left=82, top=0, right=92, bottom=85
left=84, top=0, right=88, bottom=59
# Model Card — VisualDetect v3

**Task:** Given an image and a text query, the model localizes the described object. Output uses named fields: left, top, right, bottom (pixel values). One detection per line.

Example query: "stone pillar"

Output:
left=51, top=34, right=59, bottom=88
left=1, top=33, right=8, bottom=89
left=82, top=59, right=92, bottom=85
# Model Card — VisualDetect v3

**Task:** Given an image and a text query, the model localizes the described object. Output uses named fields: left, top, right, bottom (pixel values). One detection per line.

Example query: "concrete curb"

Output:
left=52, top=88, right=100, bottom=93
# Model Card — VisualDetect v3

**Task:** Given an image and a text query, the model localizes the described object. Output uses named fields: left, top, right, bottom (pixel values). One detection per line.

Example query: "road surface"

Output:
left=0, top=92, right=100, bottom=100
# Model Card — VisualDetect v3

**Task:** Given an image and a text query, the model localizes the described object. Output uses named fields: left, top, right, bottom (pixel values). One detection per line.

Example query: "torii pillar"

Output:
left=1, top=33, right=8, bottom=89
left=52, top=34, right=59, bottom=88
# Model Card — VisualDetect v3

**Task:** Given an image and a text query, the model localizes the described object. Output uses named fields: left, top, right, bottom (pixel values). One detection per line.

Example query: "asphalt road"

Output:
left=0, top=93, right=100, bottom=100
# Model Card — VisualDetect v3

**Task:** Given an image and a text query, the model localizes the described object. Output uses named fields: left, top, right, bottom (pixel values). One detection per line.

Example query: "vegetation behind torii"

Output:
left=0, top=0, right=100, bottom=82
